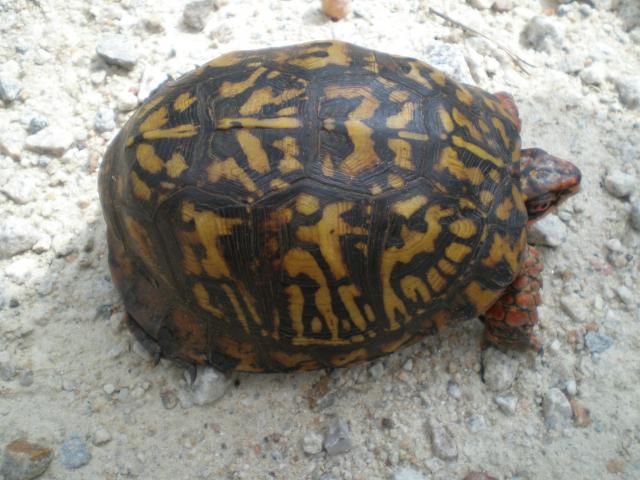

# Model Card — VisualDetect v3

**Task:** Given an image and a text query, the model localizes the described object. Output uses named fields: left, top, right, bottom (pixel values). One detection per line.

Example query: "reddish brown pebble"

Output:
left=607, top=458, right=626, bottom=474
left=585, top=322, right=599, bottom=332
left=570, top=398, right=592, bottom=427
left=464, top=473, right=498, bottom=480
left=2, top=440, right=53, bottom=480
left=321, top=0, right=350, bottom=21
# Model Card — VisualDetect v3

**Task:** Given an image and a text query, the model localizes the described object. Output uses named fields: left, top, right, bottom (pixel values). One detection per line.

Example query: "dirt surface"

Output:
left=1, top=1, right=639, bottom=479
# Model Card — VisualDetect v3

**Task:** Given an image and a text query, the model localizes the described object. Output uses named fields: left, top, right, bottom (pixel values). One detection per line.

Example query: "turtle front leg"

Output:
left=481, top=245, right=543, bottom=351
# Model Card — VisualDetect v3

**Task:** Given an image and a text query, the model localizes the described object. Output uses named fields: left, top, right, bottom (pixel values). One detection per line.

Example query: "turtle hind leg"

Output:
left=480, top=245, right=543, bottom=351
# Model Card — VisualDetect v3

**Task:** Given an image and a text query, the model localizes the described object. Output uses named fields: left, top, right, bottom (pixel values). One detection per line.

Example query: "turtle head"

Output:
left=519, top=148, right=581, bottom=223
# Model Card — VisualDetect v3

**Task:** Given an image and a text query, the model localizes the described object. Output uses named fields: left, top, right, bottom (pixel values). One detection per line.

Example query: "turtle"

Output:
left=98, top=41, right=581, bottom=373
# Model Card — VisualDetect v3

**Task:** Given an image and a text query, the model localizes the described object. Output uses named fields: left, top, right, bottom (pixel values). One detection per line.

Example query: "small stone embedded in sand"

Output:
left=604, top=170, right=636, bottom=198
left=0, top=217, right=39, bottom=259
left=1, top=439, right=53, bottom=480
left=542, top=388, right=572, bottom=429
left=94, top=107, right=116, bottom=133
left=24, top=126, right=73, bottom=157
left=0, top=72, right=22, bottom=103
left=426, top=419, right=458, bottom=461
left=59, top=434, right=91, bottom=470
left=92, top=426, right=112, bottom=446
left=494, top=393, right=518, bottom=415
left=323, top=417, right=352, bottom=456
left=301, top=431, right=323, bottom=455
left=96, top=35, right=139, bottom=70
left=482, top=348, right=518, bottom=392
left=321, top=0, right=350, bottom=21
left=183, top=0, right=212, bottom=31
left=528, top=214, right=568, bottom=247
left=393, top=467, right=428, bottom=480
left=522, top=16, right=564, bottom=52
left=584, top=331, right=613, bottom=354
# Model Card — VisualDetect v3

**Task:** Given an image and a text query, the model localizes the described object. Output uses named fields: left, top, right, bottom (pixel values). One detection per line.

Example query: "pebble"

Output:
left=59, top=435, right=91, bottom=470
left=564, top=378, right=578, bottom=397
left=491, top=0, right=513, bottom=12
left=2, top=175, right=37, bottom=205
left=542, top=388, right=572, bottom=429
left=0, top=217, right=39, bottom=259
left=494, top=393, right=518, bottom=415
left=0, top=439, right=53, bottom=480
left=183, top=1, right=212, bottom=31
left=27, top=116, right=48, bottom=134
left=528, top=214, right=568, bottom=247
left=522, top=16, right=564, bottom=52
left=604, top=170, right=636, bottom=198
left=463, top=473, right=498, bottom=480
left=423, top=42, right=474, bottom=84
left=94, top=107, right=116, bottom=132
left=188, top=366, right=232, bottom=406
left=584, top=331, right=613, bottom=354
left=301, top=431, right=323, bottom=455
left=5, top=258, right=38, bottom=285
left=467, top=414, right=487, bottom=433
left=0, top=78, right=22, bottom=104
left=580, top=63, right=606, bottom=86
left=468, top=0, right=492, bottom=9
left=92, top=426, right=112, bottom=446
left=616, top=286, right=634, bottom=306
left=142, top=16, right=165, bottom=34
left=321, top=0, right=350, bottom=21
left=96, top=35, right=139, bottom=70
left=392, top=467, right=427, bottom=480
left=426, top=418, right=458, bottom=461
left=630, top=198, right=640, bottom=230
left=369, top=362, right=385, bottom=379
left=116, top=91, right=139, bottom=112
left=482, top=348, right=518, bottom=391
left=615, top=75, right=640, bottom=109
left=323, top=417, right=352, bottom=456
left=447, top=380, right=462, bottom=399
left=24, top=126, right=74, bottom=157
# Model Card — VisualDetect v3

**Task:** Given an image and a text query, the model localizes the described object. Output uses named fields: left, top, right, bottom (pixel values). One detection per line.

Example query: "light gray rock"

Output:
left=426, top=419, right=458, bottom=461
left=528, top=214, right=568, bottom=247
left=94, top=107, right=116, bottom=132
left=52, top=232, right=76, bottom=257
left=368, top=362, right=385, bottom=379
left=584, top=331, right=613, bottom=353
left=467, top=414, right=487, bottom=433
left=96, top=35, right=139, bottom=70
left=92, top=427, right=111, bottom=446
left=447, top=380, right=462, bottom=399
left=1, top=175, right=37, bottom=205
left=542, top=388, right=572, bottom=429
left=25, top=126, right=73, bottom=157
left=522, top=16, right=564, bottom=52
left=301, top=431, right=323, bottom=455
left=468, top=0, right=492, bottom=10
left=0, top=72, right=22, bottom=103
left=0, top=217, right=39, bottom=259
left=494, top=393, right=518, bottom=415
left=482, top=348, right=518, bottom=391
left=1, top=439, right=53, bottom=480
left=27, top=116, right=48, bottom=134
left=615, top=75, right=640, bottom=109
left=630, top=198, right=640, bottom=231
left=183, top=0, right=212, bottom=31
left=491, top=0, right=513, bottom=12
left=59, top=435, right=91, bottom=470
left=616, top=286, right=634, bottom=306
left=423, top=41, right=474, bottom=84
left=116, top=91, right=138, bottom=112
left=580, top=63, right=606, bottom=86
left=323, top=417, right=352, bottom=456
left=5, top=258, right=38, bottom=285
left=189, top=366, right=232, bottom=406
left=604, top=170, right=636, bottom=198
left=393, top=467, right=428, bottom=480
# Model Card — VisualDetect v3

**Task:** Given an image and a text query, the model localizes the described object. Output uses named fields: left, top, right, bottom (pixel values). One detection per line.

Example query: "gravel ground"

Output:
left=1, top=1, right=639, bottom=479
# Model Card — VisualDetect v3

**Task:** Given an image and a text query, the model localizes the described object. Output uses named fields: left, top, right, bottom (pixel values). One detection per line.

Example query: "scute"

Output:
left=99, top=40, right=527, bottom=372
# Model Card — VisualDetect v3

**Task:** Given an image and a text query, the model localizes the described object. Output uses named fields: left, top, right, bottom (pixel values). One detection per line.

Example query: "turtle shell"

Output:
left=98, top=41, right=527, bottom=372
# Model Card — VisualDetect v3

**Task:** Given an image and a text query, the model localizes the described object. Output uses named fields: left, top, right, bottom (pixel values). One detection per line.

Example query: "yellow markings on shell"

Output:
left=288, top=42, right=350, bottom=70
left=143, top=124, right=199, bottom=140
left=400, top=275, right=431, bottom=303
left=166, top=152, right=188, bottom=178
left=438, top=106, right=454, bottom=133
left=236, top=130, right=270, bottom=173
left=404, top=61, right=432, bottom=89
left=452, top=108, right=482, bottom=141
left=445, top=242, right=472, bottom=263
left=427, top=267, right=446, bottom=292
left=284, top=248, right=340, bottom=341
left=173, top=92, right=196, bottom=112
left=438, top=259, right=456, bottom=275
left=267, top=71, right=280, bottom=79
left=364, top=304, right=375, bottom=322
left=270, top=178, right=289, bottom=190
left=479, top=120, right=490, bottom=134
left=512, top=185, right=527, bottom=212
left=480, top=190, right=494, bottom=206
left=180, top=201, right=242, bottom=279
left=363, top=52, right=378, bottom=73
left=239, top=87, right=305, bottom=115
left=393, top=195, right=428, bottom=219
left=296, top=202, right=366, bottom=279
left=217, top=117, right=302, bottom=129
left=482, top=230, right=526, bottom=273
left=208, top=157, right=260, bottom=194
left=437, top=147, right=484, bottom=185
left=388, top=138, right=414, bottom=171
left=221, top=284, right=251, bottom=334
left=430, top=69, right=447, bottom=86
left=456, top=87, right=474, bottom=105
left=311, top=317, right=323, bottom=333
left=285, top=284, right=305, bottom=337
left=126, top=136, right=134, bottom=147
left=139, top=106, right=168, bottom=133
left=492, top=117, right=510, bottom=148
left=324, top=85, right=380, bottom=177
left=296, top=194, right=320, bottom=215
left=489, top=169, right=501, bottom=183
left=388, top=174, right=404, bottom=188
left=219, top=67, right=267, bottom=98
left=386, top=102, right=415, bottom=129
left=321, top=152, right=334, bottom=177
left=136, top=93, right=165, bottom=119
left=123, top=216, right=156, bottom=270
left=270, top=350, right=317, bottom=369
left=193, top=283, right=224, bottom=318
left=449, top=218, right=477, bottom=239
left=273, top=136, right=303, bottom=173
left=130, top=171, right=151, bottom=201
left=452, top=135, right=504, bottom=167
left=465, top=281, right=502, bottom=313
left=496, top=198, right=513, bottom=221
left=399, top=131, right=429, bottom=141
left=389, top=90, right=410, bottom=102
left=459, top=198, right=476, bottom=210
left=136, top=143, right=164, bottom=174
left=381, top=205, right=453, bottom=329
left=276, top=106, right=298, bottom=116
left=159, top=181, right=175, bottom=190
left=338, top=284, right=367, bottom=331
left=203, top=51, right=243, bottom=69
left=371, top=184, right=382, bottom=195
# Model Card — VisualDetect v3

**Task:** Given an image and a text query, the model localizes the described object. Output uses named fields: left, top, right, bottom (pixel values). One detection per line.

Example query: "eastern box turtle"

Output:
left=99, top=41, right=581, bottom=373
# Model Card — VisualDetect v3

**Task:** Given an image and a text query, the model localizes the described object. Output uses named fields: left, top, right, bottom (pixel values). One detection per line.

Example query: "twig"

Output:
left=428, top=7, right=535, bottom=75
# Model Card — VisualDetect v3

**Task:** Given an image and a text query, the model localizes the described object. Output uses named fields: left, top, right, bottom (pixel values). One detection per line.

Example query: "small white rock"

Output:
left=94, top=107, right=116, bottom=133
left=494, top=393, right=518, bottom=415
left=604, top=170, right=636, bottom=198
left=190, top=366, right=232, bottom=406
left=528, top=214, right=568, bottom=247
left=616, top=285, right=634, bottom=306
left=630, top=198, right=640, bottom=231
left=580, top=63, right=606, bottom=86
left=92, top=426, right=112, bottom=446
left=392, top=467, right=427, bottom=480
left=5, top=257, right=39, bottom=285
left=522, top=16, right=564, bottom=52
left=426, top=418, right=458, bottom=461
left=542, top=388, right=572, bottom=429
left=96, top=35, right=139, bottom=70
left=482, top=348, right=518, bottom=392
left=615, top=75, right=640, bottom=109
left=323, top=417, right=352, bottom=456
left=301, top=431, right=323, bottom=455
left=116, top=91, right=139, bottom=112
left=183, top=0, right=212, bottom=32
left=0, top=217, right=39, bottom=259
left=25, top=126, right=74, bottom=157
left=103, top=383, right=115, bottom=395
